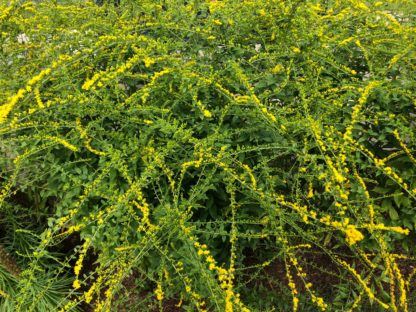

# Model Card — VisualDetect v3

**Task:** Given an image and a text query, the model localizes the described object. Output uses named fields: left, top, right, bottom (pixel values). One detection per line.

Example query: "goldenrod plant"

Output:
left=0, top=0, right=415, bottom=311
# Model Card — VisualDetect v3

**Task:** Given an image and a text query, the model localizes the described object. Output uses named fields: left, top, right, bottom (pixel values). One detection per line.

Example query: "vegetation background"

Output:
left=0, top=0, right=415, bottom=311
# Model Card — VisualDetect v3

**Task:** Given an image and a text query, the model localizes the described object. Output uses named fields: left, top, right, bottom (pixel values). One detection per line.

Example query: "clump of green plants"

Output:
left=1, top=0, right=416, bottom=311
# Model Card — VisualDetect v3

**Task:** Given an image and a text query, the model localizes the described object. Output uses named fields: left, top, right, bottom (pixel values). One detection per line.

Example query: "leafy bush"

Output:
left=1, top=0, right=416, bottom=311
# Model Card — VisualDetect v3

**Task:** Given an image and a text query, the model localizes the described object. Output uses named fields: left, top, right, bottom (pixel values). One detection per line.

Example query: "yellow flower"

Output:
left=73, top=279, right=81, bottom=289
left=143, top=57, right=155, bottom=68
left=339, top=37, right=354, bottom=46
left=312, top=294, right=327, bottom=311
left=307, top=184, right=314, bottom=198
left=0, top=289, right=8, bottom=298
left=45, top=136, right=78, bottom=152
left=272, top=64, right=284, bottom=74
left=0, top=89, right=27, bottom=124
left=292, top=296, right=299, bottom=311
left=203, top=110, right=212, bottom=118
left=345, top=225, right=364, bottom=245
left=292, top=47, right=301, bottom=53
left=155, top=283, right=164, bottom=301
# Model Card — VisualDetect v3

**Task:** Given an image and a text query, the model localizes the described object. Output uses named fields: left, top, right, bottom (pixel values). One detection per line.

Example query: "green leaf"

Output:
left=389, top=207, right=399, bottom=221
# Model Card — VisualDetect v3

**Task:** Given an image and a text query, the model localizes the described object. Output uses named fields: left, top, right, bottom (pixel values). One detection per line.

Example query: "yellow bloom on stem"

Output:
left=345, top=225, right=364, bottom=245
left=155, top=283, right=164, bottom=301
left=73, top=279, right=81, bottom=289
left=292, top=47, right=301, bottom=53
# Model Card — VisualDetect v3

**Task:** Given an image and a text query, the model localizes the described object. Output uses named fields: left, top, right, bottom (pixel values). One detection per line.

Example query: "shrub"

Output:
left=1, top=0, right=415, bottom=311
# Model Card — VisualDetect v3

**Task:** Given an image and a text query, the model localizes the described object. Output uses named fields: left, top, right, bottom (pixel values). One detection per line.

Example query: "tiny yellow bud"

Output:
left=203, top=110, right=212, bottom=118
left=292, top=47, right=301, bottom=53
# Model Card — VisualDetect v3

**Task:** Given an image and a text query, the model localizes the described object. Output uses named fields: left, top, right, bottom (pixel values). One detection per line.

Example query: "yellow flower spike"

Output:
left=391, top=257, right=408, bottom=312
left=82, top=73, right=100, bottom=90
left=337, top=258, right=389, bottom=309
left=311, top=294, right=328, bottom=311
left=369, top=224, right=409, bottom=235
left=376, top=10, right=401, bottom=28
left=155, top=283, right=164, bottom=301
left=307, top=182, right=314, bottom=198
left=349, top=138, right=411, bottom=194
left=76, top=117, right=106, bottom=156
left=344, top=81, right=380, bottom=142
left=59, top=299, right=77, bottom=312
left=0, top=88, right=27, bottom=124
left=84, top=284, right=96, bottom=304
left=284, top=260, right=299, bottom=311
left=393, top=129, right=416, bottom=165
left=44, top=136, right=78, bottom=152
left=73, top=238, right=90, bottom=281
left=33, top=88, right=45, bottom=109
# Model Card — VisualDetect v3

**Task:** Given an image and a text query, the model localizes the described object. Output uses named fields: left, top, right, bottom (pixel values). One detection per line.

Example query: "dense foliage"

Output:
left=1, top=0, right=416, bottom=311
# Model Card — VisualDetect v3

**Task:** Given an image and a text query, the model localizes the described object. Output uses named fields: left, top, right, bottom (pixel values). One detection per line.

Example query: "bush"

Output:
left=1, top=0, right=415, bottom=311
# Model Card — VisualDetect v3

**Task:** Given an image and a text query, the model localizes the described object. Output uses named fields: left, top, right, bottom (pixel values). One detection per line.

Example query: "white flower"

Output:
left=255, top=43, right=262, bottom=53
left=198, top=50, right=205, bottom=57
left=17, top=33, right=30, bottom=44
